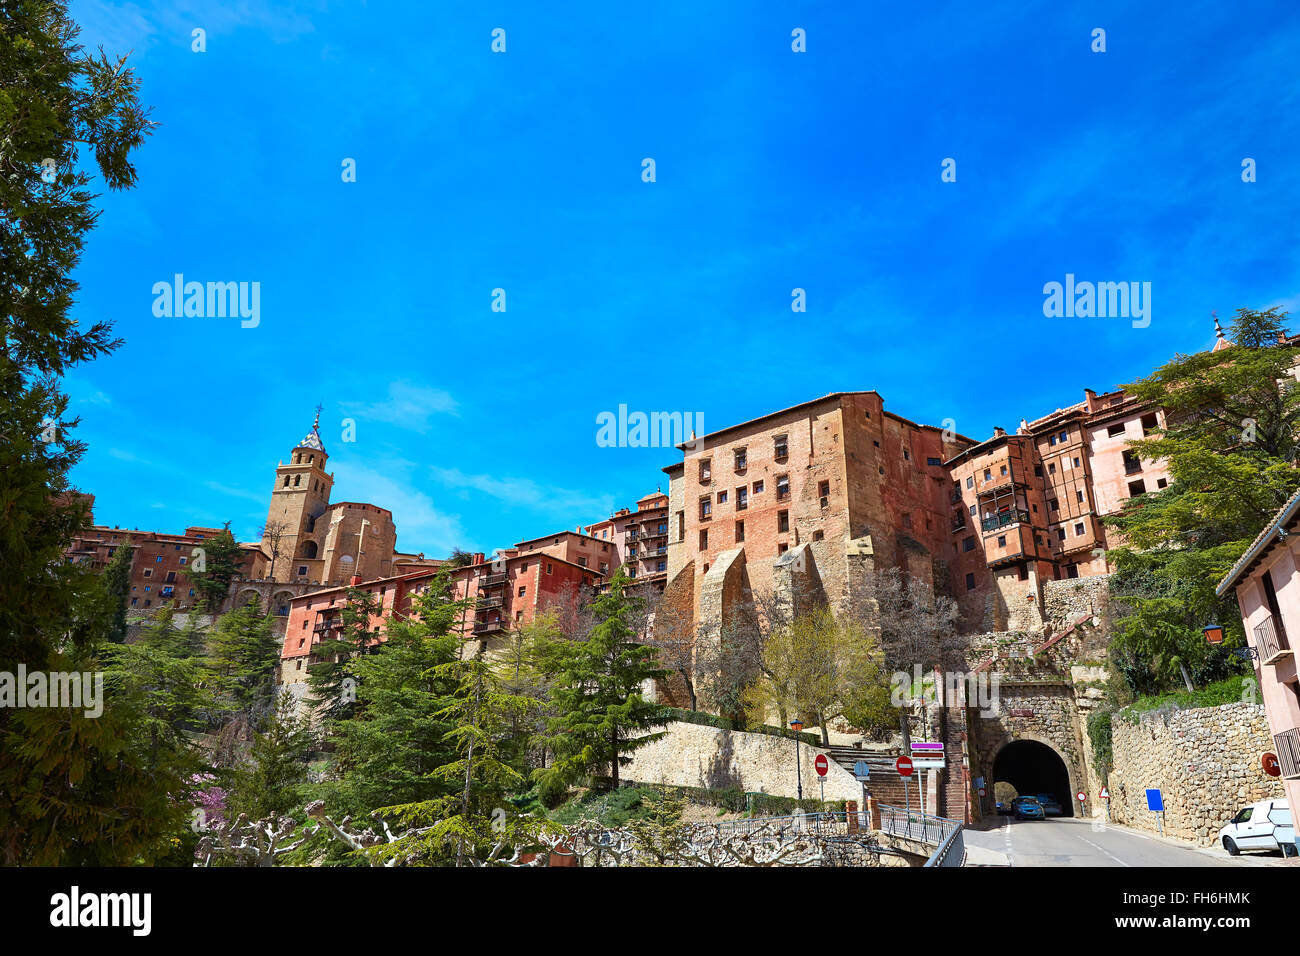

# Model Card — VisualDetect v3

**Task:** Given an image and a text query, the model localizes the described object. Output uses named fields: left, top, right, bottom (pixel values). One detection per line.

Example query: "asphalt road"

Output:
left=964, top=815, right=1286, bottom=867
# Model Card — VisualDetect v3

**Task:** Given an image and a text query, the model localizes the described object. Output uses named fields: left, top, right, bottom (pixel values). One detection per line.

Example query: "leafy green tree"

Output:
left=745, top=606, right=883, bottom=746
left=187, top=524, right=246, bottom=611
left=1103, top=307, right=1299, bottom=694
left=534, top=570, right=668, bottom=796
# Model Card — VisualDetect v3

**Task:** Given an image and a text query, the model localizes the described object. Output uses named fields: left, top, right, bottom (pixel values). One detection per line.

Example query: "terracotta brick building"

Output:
left=280, top=534, right=602, bottom=686
left=946, top=386, right=1171, bottom=630
left=656, top=385, right=1173, bottom=708
left=660, top=391, right=978, bottom=666
left=585, top=491, right=670, bottom=592
left=66, top=497, right=269, bottom=612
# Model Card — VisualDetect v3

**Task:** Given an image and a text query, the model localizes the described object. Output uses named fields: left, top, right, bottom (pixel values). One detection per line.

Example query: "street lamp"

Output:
left=1203, top=623, right=1224, bottom=645
left=790, top=719, right=804, bottom=801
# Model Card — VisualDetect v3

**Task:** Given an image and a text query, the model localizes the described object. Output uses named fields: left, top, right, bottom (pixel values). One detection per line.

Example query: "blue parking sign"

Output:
left=1145, top=788, right=1164, bottom=812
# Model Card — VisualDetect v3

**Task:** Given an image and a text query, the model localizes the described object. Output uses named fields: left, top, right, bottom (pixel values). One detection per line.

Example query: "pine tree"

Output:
left=225, top=689, right=316, bottom=822
left=205, top=601, right=281, bottom=733
left=100, top=535, right=133, bottom=643
left=374, top=642, right=535, bottom=866
left=187, top=524, right=246, bottom=612
left=0, top=1, right=156, bottom=860
left=534, top=570, right=668, bottom=796
left=307, top=586, right=380, bottom=723
left=327, top=578, right=463, bottom=816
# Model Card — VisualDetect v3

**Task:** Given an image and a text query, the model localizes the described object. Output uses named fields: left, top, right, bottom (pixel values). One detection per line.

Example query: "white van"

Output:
left=1218, top=798, right=1293, bottom=855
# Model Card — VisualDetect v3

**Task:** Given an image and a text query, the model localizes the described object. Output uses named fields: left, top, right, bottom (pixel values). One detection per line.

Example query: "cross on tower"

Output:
left=313, top=402, right=323, bottom=428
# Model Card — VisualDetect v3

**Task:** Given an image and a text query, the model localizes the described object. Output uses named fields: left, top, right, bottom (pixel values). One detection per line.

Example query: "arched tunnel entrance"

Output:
left=993, top=739, right=1074, bottom=817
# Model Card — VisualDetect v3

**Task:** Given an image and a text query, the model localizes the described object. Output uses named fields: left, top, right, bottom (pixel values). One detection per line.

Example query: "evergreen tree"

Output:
left=306, top=586, right=380, bottom=723
left=327, top=577, right=463, bottom=816
left=100, top=535, right=133, bottom=643
left=187, top=523, right=245, bottom=612
left=375, top=641, right=534, bottom=866
left=226, top=690, right=316, bottom=822
left=205, top=601, right=281, bottom=733
left=0, top=2, right=155, bottom=859
left=534, top=570, right=668, bottom=795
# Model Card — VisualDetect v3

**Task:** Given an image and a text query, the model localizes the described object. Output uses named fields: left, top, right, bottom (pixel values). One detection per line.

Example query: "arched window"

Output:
left=294, top=475, right=301, bottom=487
left=283, top=476, right=290, bottom=487
left=300, top=540, right=318, bottom=559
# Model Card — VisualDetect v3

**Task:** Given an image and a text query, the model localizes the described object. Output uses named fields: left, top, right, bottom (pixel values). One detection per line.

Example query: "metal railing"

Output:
left=712, top=811, right=849, bottom=840
left=1255, top=615, right=1291, bottom=662
left=878, top=804, right=961, bottom=848
left=1276, top=727, right=1300, bottom=779
left=980, top=510, right=1029, bottom=532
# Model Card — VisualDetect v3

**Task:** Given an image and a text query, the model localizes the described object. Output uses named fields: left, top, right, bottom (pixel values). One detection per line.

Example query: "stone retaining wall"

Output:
left=622, top=720, right=862, bottom=802
left=1108, top=701, right=1283, bottom=845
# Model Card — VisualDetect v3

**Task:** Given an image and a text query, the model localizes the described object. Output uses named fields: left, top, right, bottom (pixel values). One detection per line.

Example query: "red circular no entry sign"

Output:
left=814, top=754, right=829, bottom=777
left=896, top=756, right=914, bottom=777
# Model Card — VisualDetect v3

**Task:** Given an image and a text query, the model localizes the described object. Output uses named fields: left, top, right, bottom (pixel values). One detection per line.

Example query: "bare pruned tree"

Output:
left=259, top=519, right=290, bottom=581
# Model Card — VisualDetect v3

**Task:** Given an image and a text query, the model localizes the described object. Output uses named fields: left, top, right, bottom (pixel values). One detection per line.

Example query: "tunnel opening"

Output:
left=992, top=739, right=1073, bottom=817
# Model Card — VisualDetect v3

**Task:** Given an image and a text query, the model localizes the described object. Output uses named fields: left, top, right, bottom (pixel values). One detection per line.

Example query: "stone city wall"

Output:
left=1108, top=701, right=1284, bottom=845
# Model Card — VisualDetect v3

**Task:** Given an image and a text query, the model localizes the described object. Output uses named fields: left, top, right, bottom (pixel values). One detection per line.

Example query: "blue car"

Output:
left=1012, top=796, right=1045, bottom=820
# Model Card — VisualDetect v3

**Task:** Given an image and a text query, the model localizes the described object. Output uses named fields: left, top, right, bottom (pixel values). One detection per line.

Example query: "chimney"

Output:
left=993, top=426, right=1006, bottom=438
left=350, top=575, right=362, bottom=586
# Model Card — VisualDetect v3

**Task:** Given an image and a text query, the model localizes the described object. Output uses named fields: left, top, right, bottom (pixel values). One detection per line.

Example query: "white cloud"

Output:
left=429, top=466, right=612, bottom=518
left=340, top=381, right=459, bottom=434
left=330, top=460, right=466, bottom=557
left=204, top=480, right=265, bottom=504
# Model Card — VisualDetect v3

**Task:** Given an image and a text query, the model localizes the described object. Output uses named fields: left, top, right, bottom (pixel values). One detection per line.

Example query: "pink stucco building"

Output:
left=1218, top=487, right=1300, bottom=850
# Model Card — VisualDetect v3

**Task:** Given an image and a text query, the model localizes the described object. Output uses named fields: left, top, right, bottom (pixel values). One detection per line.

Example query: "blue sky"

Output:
left=63, top=0, right=1300, bottom=556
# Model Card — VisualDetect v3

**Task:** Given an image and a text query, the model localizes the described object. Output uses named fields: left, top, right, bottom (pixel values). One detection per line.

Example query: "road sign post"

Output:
left=814, top=753, right=828, bottom=804
left=1100, top=786, right=1110, bottom=821
left=1146, top=788, right=1164, bottom=836
left=896, top=756, right=914, bottom=818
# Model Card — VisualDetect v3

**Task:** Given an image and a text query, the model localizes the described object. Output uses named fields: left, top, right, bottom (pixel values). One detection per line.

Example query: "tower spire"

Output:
left=313, top=402, right=322, bottom=429
left=1213, top=310, right=1225, bottom=340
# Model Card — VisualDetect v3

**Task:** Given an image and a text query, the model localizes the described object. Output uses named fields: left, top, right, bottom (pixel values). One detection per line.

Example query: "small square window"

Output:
left=966, top=476, right=974, bottom=488
left=1074, top=522, right=1085, bottom=536
left=752, top=480, right=764, bottom=494
left=778, top=510, right=790, bottom=533
left=997, top=535, right=1006, bottom=547
left=965, top=573, right=976, bottom=591
left=812, top=530, right=824, bottom=542
left=819, top=480, right=830, bottom=497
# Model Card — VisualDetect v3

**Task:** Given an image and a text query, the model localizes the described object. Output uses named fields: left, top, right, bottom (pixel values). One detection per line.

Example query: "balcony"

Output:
left=1276, top=728, right=1300, bottom=779
left=477, top=594, right=503, bottom=609
left=481, top=573, right=507, bottom=587
left=473, top=620, right=505, bottom=635
left=1254, top=615, right=1293, bottom=665
left=980, top=510, right=1030, bottom=532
